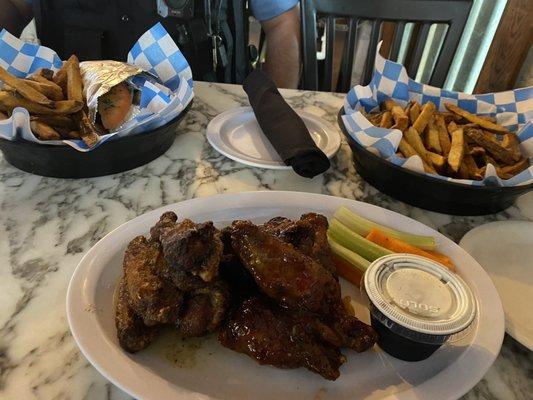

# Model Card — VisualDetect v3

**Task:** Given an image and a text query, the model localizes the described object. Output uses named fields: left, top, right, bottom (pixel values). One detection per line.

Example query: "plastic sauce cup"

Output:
left=363, top=254, right=476, bottom=362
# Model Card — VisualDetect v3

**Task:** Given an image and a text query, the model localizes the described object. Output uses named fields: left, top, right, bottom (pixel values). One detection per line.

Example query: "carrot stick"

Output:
left=366, top=228, right=455, bottom=271
left=332, top=254, right=365, bottom=287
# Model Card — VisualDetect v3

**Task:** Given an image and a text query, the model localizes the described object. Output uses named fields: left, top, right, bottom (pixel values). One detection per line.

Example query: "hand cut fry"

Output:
left=77, top=110, right=99, bottom=147
left=383, top=99, right=409, bottom=131
left=427, top=151, right=446, bottom=171
left=434, top=114, right=451, bottom=156
left=0, top=91, right=83, bottom=115
left=32, top=68, right=54, bottom=81
left=398, top=138, right=435, bottom=173
left=438, top=111, right=462, bottom=123
left=465, top=129, right=516, bottom=165
left=469, top=146, right=486, bottom=157
left=500, top=158, right=529, bottom=176
left=404, top=127, right=433, bottom=166
left=502, top=133, right=522, bottom=162
left=445, top=103, right=508, bottom=134
left=23, top=78, right=63, bottom=101
left=412, top=101, right=435, bottom=133
left=447, top=127, right=465, bottom=173
left=31, top=114, right=77, bottom=129
left=368, top=112, right=383, bottom=126
left=0, top=66, right=54, bottom=107
left=30, top=120, right=61, bottom=140
left=379, top=111, right=393, bottom=128
left=462, top=147, right=480, bottom=180
left=409, top=102, right=420, bottom=125
left=424, top=117, right=442, bottom=154
left=53, top=55, right=76, bottom=94
left=66, top=55, right=83, bottom=102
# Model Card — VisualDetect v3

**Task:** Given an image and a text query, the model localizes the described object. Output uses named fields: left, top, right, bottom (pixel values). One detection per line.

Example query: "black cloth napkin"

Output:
left=243, top=69, right=330, bottom=178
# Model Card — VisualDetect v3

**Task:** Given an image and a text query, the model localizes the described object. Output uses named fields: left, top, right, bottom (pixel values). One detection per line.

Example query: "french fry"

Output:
left=445, top=103, right=509, bottom=134
left=456, top=162, right=470, bottom=179
left=438, top=111, right=462, bottom=123
left=0, top=110, right=7, bottom=120
left=0, top=91, right=83, bottom=115
left=427, top=151, right=446, bottom=171
left=65, top=130, right=82, bottom=139
left=383, top=99, right=409, bottom=131
left=32, top=68, right=54, bottom=81
left=31, top=114, right=77, bottom=129
left=23, top=78, right=63, bottom=101
left=434, top=114, right=451, bottom=156
left=77, top=110, right=100, bottom=147
left=0, top=66, right=54, bottom=107
left=424, top=117, right=442, bottom=154
left=53, top=55, right=76, bottom=94
left=469, top=146, right=486, bottom=157
left=409, top=102, right=421, bottom=125
left=398, top=138, right=436, bottom=173
left=395, top=151, right=404, bottom=158
left=404, top=127, right=434, bottom=168
left=500, top=158, right=530, bottom=176
left=379, top=111, right=393, bottom=128
left=463, top=143, right=479, bottom=179
left=368, top=112, right=383, bottom=126
left=465, top=129, right=516, bottom=165
left=30, top=120, right=61, bottom=140
left=502, top=133, right=522, bottom=162
left=66, top=55, right=83, bottom=102
left=477, top=115, right=497, bottom=123
left=412, top=101, right=436, bottom=133
left=447, top=127, right=465, bottom=173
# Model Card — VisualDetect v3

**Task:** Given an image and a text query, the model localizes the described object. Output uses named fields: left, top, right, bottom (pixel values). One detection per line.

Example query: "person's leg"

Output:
left=260, top=6, right=301, bottom=89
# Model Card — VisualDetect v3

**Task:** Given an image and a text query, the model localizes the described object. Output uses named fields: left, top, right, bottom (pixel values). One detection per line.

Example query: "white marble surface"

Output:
left=0, top=82, right=531, bottom=400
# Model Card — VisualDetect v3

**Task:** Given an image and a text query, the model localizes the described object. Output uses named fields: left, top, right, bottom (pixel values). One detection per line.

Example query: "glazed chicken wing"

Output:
left=115, top=277, right=158, bottom=353
left=229, top=220, right=341, bottom=315
left=262, top=213, right=336, bottom=273
left=154, top=213, right=223, bottom=290
left=219, top=297, right=345, bottom=380
left=123, top=236, right=183, bottom=326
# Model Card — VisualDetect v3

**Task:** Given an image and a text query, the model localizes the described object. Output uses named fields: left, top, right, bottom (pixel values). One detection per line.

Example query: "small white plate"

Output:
left=206, top=106, right=341, bottom=169
left=67, top=191, right=504, bottom=400
left=460, top=220, right=533, bottom=350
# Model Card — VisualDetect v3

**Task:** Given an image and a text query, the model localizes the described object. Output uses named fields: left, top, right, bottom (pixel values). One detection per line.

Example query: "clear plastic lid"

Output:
left=363, top=254, right=476, bottom=337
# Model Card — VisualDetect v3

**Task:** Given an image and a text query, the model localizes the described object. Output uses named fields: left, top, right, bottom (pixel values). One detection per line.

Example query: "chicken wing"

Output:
left=158, top=216, right=223, bottom=289
left=177, top=281, right=229, bottom=337
left=229, top=220, right=341, bottom=315
left=219, top=297, right=345, bottom=380
left=262, top=213, right=336, bottom=273
left=115, top=277, right=158, bottom=353
left=123, top=236, right=183, bottom=326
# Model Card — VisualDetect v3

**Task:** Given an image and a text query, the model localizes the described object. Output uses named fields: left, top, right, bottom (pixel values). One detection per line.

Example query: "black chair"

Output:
left=300, top=0, right=473, bottom=92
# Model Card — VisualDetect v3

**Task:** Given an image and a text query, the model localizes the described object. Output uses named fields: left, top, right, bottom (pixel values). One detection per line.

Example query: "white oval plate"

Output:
left=67, top=191, right=504, bottom=400
left=460, top=220, right=533, bottom=350
left=206, top=106, right=341, bottom=169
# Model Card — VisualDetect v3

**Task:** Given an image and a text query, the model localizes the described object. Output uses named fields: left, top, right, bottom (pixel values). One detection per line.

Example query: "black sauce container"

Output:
left=363, top=254, right=476, bottom=362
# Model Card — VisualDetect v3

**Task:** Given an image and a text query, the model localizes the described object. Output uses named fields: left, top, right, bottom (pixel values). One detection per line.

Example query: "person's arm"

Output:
left=1, top=0, right=33, bottom=37
left=260, top=6, right=301, bottom=89
left=250, top=1, right=301, bottom=89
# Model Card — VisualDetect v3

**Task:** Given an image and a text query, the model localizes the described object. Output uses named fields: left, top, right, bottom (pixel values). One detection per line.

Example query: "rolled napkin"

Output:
left=243, top=69, right=330, bottom=178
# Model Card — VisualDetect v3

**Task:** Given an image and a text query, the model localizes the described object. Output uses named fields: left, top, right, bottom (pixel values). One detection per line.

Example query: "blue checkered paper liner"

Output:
left=0, top=23, right=193, bottom=152
left=342, top=47, right=533, bottom=187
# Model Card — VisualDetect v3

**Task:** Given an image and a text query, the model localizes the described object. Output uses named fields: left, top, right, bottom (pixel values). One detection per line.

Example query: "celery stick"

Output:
left=327, top=236, right=370, bottom=271
left=334, top=206, right=436, bottom=250
left=328, top=219, right=392, bottom=261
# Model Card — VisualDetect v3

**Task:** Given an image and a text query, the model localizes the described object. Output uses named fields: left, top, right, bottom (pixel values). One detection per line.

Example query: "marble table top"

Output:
left=0, top=81, right=531, bottom=400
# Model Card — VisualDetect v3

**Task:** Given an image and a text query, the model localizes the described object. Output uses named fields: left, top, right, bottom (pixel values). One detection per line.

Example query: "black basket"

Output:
left=0, top=102, right=192, bottom=179
left=338, top=108, right=533, bottom=215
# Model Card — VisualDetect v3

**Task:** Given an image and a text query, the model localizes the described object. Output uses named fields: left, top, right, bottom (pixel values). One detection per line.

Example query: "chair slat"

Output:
left=362, top=19, right=381, bottom=85
left=321, top=17, right=336, bottom=91
left=407, top=22, right=431, bottom=79
left=390, top=21, right=406, bottom=61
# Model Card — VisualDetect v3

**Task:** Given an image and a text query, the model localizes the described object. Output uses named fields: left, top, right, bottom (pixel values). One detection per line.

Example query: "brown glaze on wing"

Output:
left=115, top=277, right=158, bottom=353
left=230, top=220, right=341, bottom=315
left=262, top=213, right=336, bottom=274
left=122, top=236, right=183, bottom=326
left=219, top=297, right=345, bottom=380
